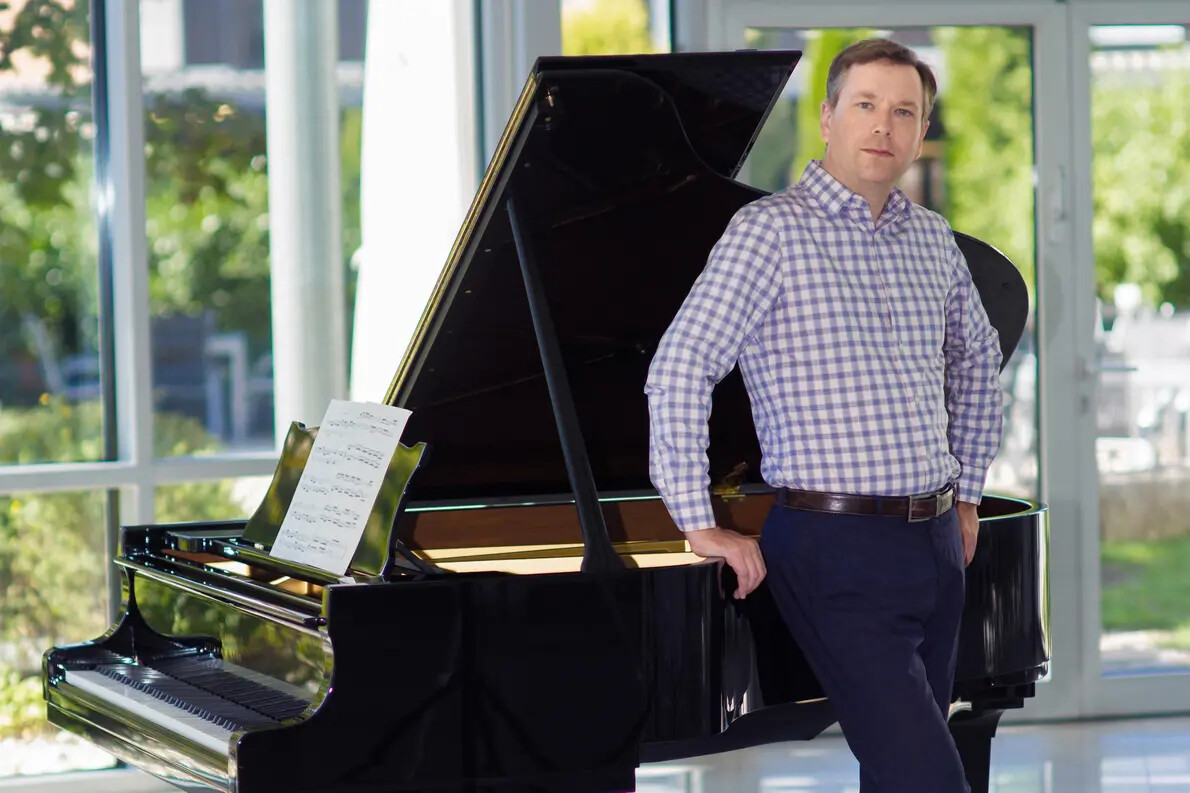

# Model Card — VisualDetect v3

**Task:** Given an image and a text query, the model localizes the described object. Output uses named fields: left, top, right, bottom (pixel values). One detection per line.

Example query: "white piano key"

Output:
left=63, top=669, right=232, bottom=755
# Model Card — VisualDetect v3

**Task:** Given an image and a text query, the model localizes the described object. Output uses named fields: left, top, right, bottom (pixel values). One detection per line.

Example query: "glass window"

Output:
left=178, top=0, right=366, bottom=67
left=0, top=0, right=103, bottom=466
left=562, top=0, right=670, bottom=56
left=0, top=490, right=113, bottom=776
left=740, top=27, right=1040, bottom=501
left=141, top=0, right=367, bottom=456
left=1091, top=24, right=1190, bottom=675
left=143, top=0, right=272, bottom=454
left=155, top=474, right=271, bottom=523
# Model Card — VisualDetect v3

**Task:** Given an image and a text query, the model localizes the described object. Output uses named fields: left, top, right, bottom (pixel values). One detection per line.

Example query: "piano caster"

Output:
left=948, top=707, right=1006, bottom=793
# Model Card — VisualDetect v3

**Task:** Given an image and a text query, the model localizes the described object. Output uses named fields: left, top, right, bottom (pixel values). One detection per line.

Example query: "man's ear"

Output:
left=820, top=100, right=833, bottom=144
left=913, top=119, right=930, bottom=161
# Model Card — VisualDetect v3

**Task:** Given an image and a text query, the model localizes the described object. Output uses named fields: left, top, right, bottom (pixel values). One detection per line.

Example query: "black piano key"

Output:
left=149, top=657, right=313, bottom=721
left=95, top=663, right=279, bottom=731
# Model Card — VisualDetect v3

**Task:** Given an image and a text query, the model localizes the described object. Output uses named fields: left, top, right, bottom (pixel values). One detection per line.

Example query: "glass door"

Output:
left=1071, top=2, right=1190, bottom=717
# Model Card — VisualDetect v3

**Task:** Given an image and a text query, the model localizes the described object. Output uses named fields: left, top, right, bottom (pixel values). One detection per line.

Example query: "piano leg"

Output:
left=948, top=708, right=1005, bottom=793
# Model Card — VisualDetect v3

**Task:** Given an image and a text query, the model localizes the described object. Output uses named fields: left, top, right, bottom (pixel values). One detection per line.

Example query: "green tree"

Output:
left=562, top=0, right=653, bottom=56
left=938, top=27, right=1036, bottom=289
left=143, top=90, right=272, bottom=351
left=1, top=3, right=365, bottom=405
left=0, top=0, right=96, bottom=402
left=1092, top=70, right=1190, bottom=308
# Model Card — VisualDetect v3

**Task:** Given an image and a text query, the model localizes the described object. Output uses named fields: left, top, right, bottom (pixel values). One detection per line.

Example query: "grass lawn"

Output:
left=1101, top=535, right=1190, bottom=650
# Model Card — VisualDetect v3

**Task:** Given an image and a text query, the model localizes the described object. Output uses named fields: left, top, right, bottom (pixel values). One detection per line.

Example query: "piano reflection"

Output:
left=43, top=51, right=1048, bottom=793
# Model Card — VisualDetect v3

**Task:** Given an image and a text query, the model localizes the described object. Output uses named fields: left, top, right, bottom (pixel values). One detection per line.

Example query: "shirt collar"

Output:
left=796, top=159, right=912, bottom=228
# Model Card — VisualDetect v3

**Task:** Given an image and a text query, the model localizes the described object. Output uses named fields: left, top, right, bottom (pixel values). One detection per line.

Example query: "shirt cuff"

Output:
left=957, top=465, right=989, bottom=505
left=663, top=489, right=718, bottom=533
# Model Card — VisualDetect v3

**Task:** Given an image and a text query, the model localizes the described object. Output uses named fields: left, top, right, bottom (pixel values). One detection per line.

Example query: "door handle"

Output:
left=1077, top=357, right=1138, bottom=377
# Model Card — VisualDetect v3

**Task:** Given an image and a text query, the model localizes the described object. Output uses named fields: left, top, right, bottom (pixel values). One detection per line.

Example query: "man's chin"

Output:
left=858, top=165, right=905, bottom=187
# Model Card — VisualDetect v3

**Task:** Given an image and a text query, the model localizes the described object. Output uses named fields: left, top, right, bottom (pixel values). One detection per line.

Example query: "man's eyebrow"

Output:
left=851, top=90, right=922, bottom=110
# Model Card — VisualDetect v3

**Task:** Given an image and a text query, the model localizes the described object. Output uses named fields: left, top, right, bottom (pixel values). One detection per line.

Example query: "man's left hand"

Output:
left=956, top=501, right=979, bottom=566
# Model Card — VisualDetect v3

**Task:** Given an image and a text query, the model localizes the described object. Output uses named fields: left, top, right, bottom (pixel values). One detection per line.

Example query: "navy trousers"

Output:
left=759, top=501, right=970, bottom=793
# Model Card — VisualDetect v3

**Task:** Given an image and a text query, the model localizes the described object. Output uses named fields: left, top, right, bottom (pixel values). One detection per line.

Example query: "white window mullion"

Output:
left=0, top=462, right=136, bottom=494
left=479, top=0, right=561, bottom=167
left=148, top=453, right=279, bottom=488
left=1018, top=4, right=1088, bottom=722
left=104, top=0, right=155, bottom=525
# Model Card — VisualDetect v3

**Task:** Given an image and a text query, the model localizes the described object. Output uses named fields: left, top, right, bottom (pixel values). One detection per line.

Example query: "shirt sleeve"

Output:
left=644, top=204, right=784, bottom=531
left=943, top=235, right=1005, bottom=505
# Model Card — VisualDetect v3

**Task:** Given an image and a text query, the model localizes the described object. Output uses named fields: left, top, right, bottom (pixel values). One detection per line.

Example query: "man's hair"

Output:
left=825, top=38, right=937, bottom=120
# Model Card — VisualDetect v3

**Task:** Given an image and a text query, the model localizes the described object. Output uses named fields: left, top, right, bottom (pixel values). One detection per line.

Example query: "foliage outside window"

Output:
left=562, top=0, right=660, bottom=56
left=0, top=0, right=101, bottom=459
left=0, top=402, right=243, bottom=768
left=1091, top=35, right=1190, bottom=666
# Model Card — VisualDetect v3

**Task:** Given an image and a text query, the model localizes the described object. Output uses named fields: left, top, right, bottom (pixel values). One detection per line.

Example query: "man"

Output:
left=644, top=39, right=1003, bottom=792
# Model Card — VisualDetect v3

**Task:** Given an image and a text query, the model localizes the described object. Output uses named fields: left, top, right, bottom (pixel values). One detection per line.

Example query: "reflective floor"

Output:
left=637, top=716, right=1190, bottom=793
left=3, top=717, right=1187, bottom=793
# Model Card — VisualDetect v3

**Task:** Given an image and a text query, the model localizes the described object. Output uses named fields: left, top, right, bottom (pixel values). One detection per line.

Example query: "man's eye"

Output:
left=858, top=102, right=873, bottom=109
left=896, top=108, right=915, bottom=117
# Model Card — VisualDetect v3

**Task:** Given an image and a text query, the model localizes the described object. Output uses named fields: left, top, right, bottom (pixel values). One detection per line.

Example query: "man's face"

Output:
left=820, top=59, right=929, bottom=193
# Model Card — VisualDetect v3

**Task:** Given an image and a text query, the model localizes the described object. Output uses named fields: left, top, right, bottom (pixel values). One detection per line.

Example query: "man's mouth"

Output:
left=862, top=148, right=893, bottom=157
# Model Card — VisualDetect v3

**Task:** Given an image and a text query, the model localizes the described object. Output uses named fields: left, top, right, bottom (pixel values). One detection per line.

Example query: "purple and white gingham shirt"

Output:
left=645, top=160, right=1003, bottom=532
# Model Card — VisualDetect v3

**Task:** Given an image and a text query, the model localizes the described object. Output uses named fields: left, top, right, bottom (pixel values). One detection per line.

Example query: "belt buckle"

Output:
left=907, top=491, right=938, bottom=523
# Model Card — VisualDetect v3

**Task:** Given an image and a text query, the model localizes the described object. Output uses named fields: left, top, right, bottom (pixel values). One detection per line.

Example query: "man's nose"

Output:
left=872, top=109, right=894, bottom=135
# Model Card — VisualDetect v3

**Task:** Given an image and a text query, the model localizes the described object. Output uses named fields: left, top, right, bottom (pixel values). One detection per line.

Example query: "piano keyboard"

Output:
left=62, top=657, right=313, bottom=756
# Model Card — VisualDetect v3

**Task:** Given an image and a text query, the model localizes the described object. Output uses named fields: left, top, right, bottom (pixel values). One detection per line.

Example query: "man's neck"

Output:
left=819, top=160, right=893, bottom=222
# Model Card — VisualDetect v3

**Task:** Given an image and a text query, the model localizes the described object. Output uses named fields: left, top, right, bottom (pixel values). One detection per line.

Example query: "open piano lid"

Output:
left=382, top=51, right=804, bottom=506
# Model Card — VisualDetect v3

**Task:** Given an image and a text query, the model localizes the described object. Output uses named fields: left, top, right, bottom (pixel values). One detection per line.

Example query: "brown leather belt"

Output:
left=775, top=483, right=957, bottom=522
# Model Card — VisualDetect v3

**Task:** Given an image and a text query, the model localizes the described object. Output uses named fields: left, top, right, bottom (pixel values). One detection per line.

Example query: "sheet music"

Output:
left=271, top=400, right=412, bottom=574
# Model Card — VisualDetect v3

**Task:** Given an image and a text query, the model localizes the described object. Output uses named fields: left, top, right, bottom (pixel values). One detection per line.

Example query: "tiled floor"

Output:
left=636, top=716, right=1190, bottom=792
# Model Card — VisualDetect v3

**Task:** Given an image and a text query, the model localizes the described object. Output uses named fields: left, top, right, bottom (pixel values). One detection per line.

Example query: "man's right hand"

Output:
left=684, top=526, right=766, bottom=599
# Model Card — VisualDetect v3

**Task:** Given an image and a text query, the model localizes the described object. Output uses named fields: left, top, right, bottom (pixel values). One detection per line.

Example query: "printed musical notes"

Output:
left=270, top=399, right=412, bottom=574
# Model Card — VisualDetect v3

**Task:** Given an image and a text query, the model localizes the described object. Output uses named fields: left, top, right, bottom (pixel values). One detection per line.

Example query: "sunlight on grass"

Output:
left=1102, top=537, right=1190, bottom=638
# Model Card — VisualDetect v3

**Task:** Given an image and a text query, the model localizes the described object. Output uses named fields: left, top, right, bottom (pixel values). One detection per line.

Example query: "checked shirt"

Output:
left=645, top=160, right=1003, bottom=532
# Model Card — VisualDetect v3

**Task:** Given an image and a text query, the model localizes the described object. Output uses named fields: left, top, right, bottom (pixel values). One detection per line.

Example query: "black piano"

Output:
left=43, top=51, right=1048, bottom=793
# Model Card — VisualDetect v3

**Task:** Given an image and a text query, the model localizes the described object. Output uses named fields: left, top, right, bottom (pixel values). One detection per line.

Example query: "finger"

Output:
left=723, top=557, right=740, bottom=599
left=736, top=557, right=753, bottom=598
left=730, top=553, right=753, bottom=598
left=743, top=548, right=764, bottom=596
left=742, top=553, right=761, bottom=596
left=727, top=554, right=746, bottom=599
left=732, top=550, right=754, bottom=596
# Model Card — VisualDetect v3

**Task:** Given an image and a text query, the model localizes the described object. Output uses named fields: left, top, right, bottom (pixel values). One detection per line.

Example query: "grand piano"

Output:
left=43, top=51, right=1048, bottom=793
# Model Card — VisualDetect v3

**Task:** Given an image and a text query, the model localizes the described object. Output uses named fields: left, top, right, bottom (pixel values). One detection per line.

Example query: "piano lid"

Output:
left=384, top=51, right=802, bottom=505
